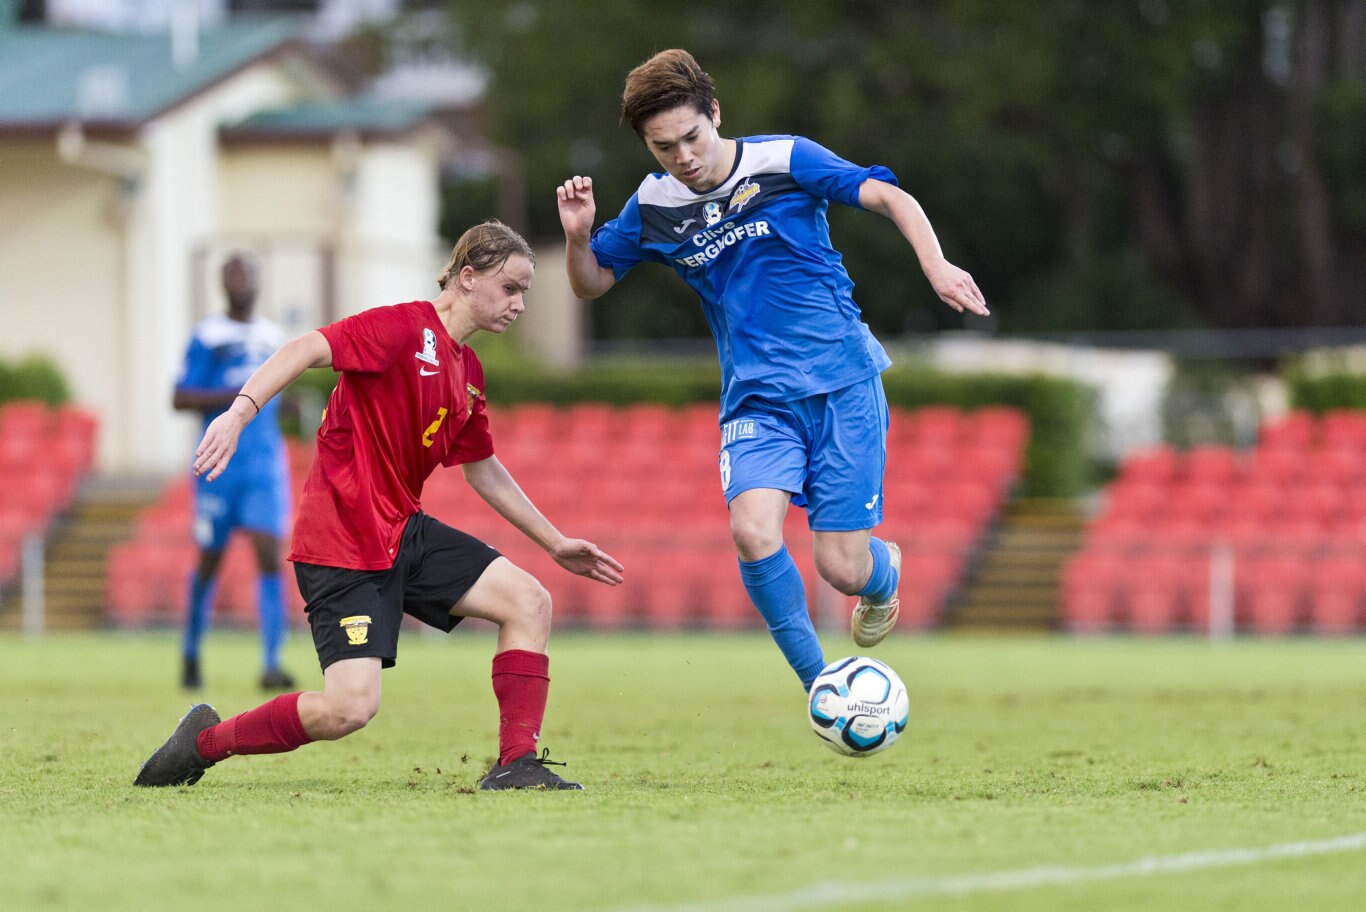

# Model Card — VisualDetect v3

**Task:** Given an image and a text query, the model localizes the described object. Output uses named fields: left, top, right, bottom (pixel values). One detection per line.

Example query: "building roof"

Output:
left=221, top=98, right=438, bottom=144
left=0, top=20, right=304, bottom=135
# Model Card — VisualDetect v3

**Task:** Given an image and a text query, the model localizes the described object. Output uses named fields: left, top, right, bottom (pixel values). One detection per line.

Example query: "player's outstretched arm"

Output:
left=858, top=178, right=989, bottom=317
left=193, top=330, right=333, bottom=482
left=461, top=455, right=625, bottom=585
left=557, top=176, right=616, bottom=300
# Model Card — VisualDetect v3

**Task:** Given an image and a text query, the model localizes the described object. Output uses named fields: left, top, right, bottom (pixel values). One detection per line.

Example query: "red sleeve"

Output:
left=318, top=303, right=415, bottom=374
left=444, top=351, right=495, bottom=466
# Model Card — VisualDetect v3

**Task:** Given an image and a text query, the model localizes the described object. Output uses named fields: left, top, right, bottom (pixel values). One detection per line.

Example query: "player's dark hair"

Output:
left=621, top=49, right=716, bottom=138
left=437, top=220, right=535, bottom=290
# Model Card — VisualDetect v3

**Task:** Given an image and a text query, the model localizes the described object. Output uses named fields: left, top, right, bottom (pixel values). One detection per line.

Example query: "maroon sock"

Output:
left=491, top=649, right=550, bottom=766
left=196, top=692, right=313, bottom=763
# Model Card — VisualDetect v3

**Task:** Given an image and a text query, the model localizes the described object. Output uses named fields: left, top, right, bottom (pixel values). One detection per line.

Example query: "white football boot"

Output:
left=851, top=541, right=902, bottom=647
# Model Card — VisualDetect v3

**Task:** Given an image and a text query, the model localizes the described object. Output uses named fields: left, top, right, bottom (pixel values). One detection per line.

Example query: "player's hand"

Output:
left=556, top=176, right=597, bottom=242
left=549, top=537, right=624, bottom=586
left=192, top=410, right=247, bottom=482
left=924, top=257, right=989, bottom=316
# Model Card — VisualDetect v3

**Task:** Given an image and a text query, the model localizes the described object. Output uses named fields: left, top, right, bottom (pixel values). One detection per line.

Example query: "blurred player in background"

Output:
left=137, top=220, right=623, bottom=791
left=173, top=254, right=294, bottom=692
left=557, top=49, right=988, bottom=692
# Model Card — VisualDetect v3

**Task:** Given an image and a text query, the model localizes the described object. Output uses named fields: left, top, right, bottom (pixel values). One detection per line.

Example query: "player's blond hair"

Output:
left=621, top=49, right=717, bottom=138
left=437, top=220, right=535, bottom=290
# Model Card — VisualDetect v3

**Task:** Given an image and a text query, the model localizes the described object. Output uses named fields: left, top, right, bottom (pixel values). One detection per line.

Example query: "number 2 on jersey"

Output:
left=422, top=407, right=448, bottom=447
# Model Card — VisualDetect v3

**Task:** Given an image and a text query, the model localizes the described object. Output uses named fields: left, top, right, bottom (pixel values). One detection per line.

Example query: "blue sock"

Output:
left=258, top=573, right=286, bottom=671
left=858, top=537, right=899, bottom=603
left=182, top=573, right=216, bottom=661
left=738, top=545, right=826, bottom=690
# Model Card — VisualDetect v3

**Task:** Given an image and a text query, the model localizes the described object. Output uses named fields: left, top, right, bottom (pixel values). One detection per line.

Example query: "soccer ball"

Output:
left=808, top=656, right=909, bottom=757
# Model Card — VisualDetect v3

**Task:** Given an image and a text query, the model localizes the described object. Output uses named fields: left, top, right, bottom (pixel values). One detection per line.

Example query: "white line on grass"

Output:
left=614, top=832, right=1366, bottom=912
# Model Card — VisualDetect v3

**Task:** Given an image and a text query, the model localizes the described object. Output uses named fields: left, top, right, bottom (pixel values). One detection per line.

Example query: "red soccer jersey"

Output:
left=288, top=300, right=494, bottom=570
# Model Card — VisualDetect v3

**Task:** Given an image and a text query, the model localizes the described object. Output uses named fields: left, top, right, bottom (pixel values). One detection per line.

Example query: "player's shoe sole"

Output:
left=851, top=541, right=902, bottom=648
left=133, top=703, right=220, bottom=787
left=480, top=749, right=584, bottom=791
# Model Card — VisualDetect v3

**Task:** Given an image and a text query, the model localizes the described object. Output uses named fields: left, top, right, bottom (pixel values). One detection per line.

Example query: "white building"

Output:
left=0, top=21, right=451, bottom=473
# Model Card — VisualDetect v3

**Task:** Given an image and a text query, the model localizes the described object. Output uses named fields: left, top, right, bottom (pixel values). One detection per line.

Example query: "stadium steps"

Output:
left=944, top=498, right=1088, bottom=632
left=0, top=476, right=160, bottom=632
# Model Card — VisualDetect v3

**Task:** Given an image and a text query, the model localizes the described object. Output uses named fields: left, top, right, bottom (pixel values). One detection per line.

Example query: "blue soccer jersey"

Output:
left=590, top=134, right=896, bottom=419
left=176, top=313, right=286, bottom=475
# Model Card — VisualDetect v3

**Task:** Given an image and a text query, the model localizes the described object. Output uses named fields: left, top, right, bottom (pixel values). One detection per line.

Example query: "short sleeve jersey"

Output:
left=590, top=135, right=896, bottom=420
left=176, top=314, right=286, bottom=474
left=288, top=301, right=494, bottom=571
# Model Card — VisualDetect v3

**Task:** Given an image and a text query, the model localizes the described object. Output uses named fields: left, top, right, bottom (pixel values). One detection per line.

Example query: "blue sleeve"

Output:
left=176, top=335, right=217, bottom=391
left=589, top=194, right=647, bottom=281
left=789, top=136, right=898, bottom=210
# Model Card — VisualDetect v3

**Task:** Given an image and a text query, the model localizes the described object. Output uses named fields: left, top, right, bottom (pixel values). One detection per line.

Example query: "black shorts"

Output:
left=295, top=512, right=501, bottom=671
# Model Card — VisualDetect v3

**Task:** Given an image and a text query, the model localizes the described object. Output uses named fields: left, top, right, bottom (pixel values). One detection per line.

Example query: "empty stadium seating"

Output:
left=105, top=403, right=1029, bottom=632
left=1065, top=410, right=1366, bottom=635
left=0, top=400, right=99, bottom=591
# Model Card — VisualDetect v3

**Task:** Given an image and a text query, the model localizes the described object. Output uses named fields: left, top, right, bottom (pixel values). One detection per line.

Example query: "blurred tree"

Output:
left=447, top=0, right=1364, bottom=337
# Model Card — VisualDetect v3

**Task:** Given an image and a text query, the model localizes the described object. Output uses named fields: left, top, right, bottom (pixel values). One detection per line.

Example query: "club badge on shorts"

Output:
left=340, top=615, right=372, bottom=646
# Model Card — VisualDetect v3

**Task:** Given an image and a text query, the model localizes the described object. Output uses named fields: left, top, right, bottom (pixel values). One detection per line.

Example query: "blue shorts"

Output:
left=719, top=378, right=888, bottom=532
left=193, top=451, right=289, bottom=551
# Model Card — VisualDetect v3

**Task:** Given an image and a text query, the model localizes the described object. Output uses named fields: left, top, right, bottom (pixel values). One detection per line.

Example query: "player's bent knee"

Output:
left=516, top=579, right=553, bottom=631
left=814, top=554, right=865, bottom=595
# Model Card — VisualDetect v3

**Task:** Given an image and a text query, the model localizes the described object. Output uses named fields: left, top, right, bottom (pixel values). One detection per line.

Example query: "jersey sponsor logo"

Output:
left=419, top=367, right=439, bottom=376
left=703, top=200, right=724, bottom=226
left=674, top=220, right=772, bottom=269
left=415, top=327, right=440, bottom=367
left=674, top=217, right=697, bottom=234
left=728, top=177, right=760, bottom=213
left=866, top=493, right=880, bottom=511
left=340, top=615, right=372, bottom=646
left=721, top=418, right=758, bottom=447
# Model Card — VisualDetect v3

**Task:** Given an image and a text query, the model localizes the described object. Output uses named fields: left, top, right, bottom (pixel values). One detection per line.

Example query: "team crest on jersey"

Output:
left=415, top=328, right=440, bottom=366
left=340, top=615, right=371, bottom=646
left=703, top=200, right=724, bottom=226
left=728, top=178, right=760, bottom=213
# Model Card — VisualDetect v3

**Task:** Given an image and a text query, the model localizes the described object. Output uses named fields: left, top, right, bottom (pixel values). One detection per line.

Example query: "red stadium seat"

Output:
left=1062, top=553, right=1123, bottom=632
left=1259, top=410, right=1315, bottom=450
left=1103, top=481, right=1167, bottom=523
left=1122, top=555, right=1187, bottom=633
left=1306, top=557, right=1362, bottom=635
left=1119, top=446, right=1181, bottom=486
left=911, top=407, right=965, bottom=447
left=0, top=400, right=51, bottom=439
left=1320, top=410, right=1366, bottom=450
left=1246, top=448, right=1303, bottom=485
left=1239, top=556, right=1308, bottom=636
left=967, top=407, right=1029, bottom=451
left=1184, top=446, right=1242, bottom=486
left=565, top=403, right=626, bottom=441
left=1311, top=446, right=1364, bottom=487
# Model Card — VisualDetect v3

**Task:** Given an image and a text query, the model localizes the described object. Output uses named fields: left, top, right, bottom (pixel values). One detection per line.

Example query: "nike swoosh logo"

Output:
left=674, top=218, right=696, bottom=234
left=419, top=368, right=439, bottom=376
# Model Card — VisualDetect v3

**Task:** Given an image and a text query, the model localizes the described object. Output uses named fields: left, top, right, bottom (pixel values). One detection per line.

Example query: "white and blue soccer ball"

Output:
left=808, top=656, right=909, bottom=757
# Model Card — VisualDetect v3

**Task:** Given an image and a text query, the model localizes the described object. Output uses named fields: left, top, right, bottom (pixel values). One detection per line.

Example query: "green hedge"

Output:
left=0, top=355, right=69, bottom=406
left=880, top=367, right=1094, bottom=498
left=293, top=357, right=1094, bottom=496
left=1284, top=359, right=1366, bottom=412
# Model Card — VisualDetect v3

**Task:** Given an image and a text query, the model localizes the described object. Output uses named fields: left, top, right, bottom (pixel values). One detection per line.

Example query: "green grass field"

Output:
left=3, top=632, right=1364, bottom=911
